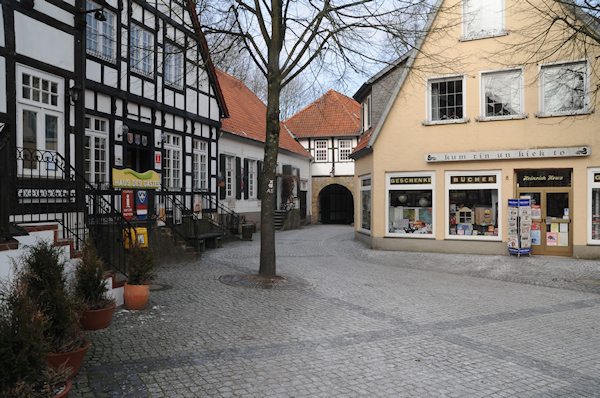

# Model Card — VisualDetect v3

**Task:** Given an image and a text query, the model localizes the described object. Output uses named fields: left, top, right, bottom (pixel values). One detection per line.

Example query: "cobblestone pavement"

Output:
left=71, top=225, right=600, bottom=397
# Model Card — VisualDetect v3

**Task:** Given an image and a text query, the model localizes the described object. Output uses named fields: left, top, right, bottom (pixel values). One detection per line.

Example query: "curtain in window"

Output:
left=543, top=63, right=586, bottom=113
left=464, top=0, right=503, bottom=39
left=483, top=71, right=521, bottom=117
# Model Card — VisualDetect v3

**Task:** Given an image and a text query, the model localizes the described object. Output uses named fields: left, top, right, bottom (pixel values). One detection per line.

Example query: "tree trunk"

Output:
left=259, top=0, right=284, bottom=278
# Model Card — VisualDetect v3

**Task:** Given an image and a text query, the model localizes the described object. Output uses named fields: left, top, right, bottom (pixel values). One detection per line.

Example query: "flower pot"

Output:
left=54, top=381, right=72, bottom=398
left=46, top=342, right=90, bottom=379
left=77, top=304, right=116, bottom=330
left=124, top=283, right=150, bottom=310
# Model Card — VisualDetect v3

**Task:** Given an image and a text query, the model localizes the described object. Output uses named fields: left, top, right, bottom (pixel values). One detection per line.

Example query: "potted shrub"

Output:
left=73, top=238, right=116, bottom=330
left=124, top=242, right=156, bottom=310
left=0, top=263, right=71, bottom=398
left=22, top=240, right=90, bottom=379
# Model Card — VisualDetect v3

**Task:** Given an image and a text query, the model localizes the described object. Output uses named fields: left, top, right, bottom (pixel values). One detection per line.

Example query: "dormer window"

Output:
left=361, top=94, right=372, bottom=131
left=462, top=0, right=505, bottom=41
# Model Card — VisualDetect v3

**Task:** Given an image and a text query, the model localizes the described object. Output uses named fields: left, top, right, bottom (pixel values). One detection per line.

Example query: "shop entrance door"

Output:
left=517, top=188, right=572, bottom=256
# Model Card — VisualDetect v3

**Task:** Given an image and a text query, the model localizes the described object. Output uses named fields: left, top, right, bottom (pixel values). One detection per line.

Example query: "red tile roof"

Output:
left=215, top=69, right=310, bottom=158
left=283, top=90, right=361, bottom=138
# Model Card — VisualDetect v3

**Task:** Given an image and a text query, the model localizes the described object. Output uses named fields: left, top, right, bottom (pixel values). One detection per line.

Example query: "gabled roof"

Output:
left=353, top=50, right=413, bottom=103
left=284, top=90, right=361, bottom=138
left=215, top=69, right=311, bottom=158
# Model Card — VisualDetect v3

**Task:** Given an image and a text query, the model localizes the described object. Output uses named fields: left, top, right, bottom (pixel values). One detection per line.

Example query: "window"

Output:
left=193, top=140, right=207, bottom=190
left=540, top=60, right=589, bottom=116
left=481, top=68, right=523, bottom=119
left=225, top=155, right=234, bottom=198
left=18, top=66, right=63, bottom=172
left=339, top=140, right=352, bottom=161
left=446, top=171, right=501, bottom=240
left=164, top=134, right=181, bottom=189
left=130, top=25, right=153, bottom=76
left=463, top=0, right=505, bottom=41
left=387, top=173, right=435, bottom=237
left=360, top=175, right=372, bottom=232
left=589, top=168, right=600, bottom=244
left=84, top=116, right=108, bottom=185
left=164, top=43, right=183, bottom=87
left=248, top=160, right=256, bottom=199
left=315, top=140, right=327, bottom=162
left=428, top=76, right=465, bottom=123
left=86, top=0, right=116, bottom=61
left=361, top=95, right=372, bottom=131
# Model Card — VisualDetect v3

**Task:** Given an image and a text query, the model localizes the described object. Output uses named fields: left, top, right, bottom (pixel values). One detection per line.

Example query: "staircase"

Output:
left=274, top=210, right=288, bottom=230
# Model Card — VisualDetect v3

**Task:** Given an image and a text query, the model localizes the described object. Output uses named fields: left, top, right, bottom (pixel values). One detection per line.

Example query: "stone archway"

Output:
left=318, top=184, right=354, bottom=224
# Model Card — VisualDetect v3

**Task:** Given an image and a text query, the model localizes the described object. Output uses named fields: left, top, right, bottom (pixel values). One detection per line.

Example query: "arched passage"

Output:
left=319, top=184, right=354, bottom=224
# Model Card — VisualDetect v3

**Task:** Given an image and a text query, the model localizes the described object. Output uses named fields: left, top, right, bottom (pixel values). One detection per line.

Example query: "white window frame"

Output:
left=479, top=67, right=525, bottom=121
left=248, top=159, right=257, bottom=199
left=315, top=140, right=328, bottom=162
left=164, top=133, right=181, bottom=189
left=426, top=74, right=466, bottom=125
left=361, top=95, right=372, bottom=131
left=587, top=168, right=600, bottom=245
left=360, top=174, right=372, bottom=234
left=539, top=59, right=590, bottom=117
left=193, top=140, right=207, bottom=191
left=164, top=43, right=183, bottom=88
left=16, top=65, right=64, bottom=175
left=386, top=172, right=436, bottom=239
left=225, top=155, right=234, bottom=198
left=84, top=116, right=109, bottom=186
left=445, top=170, right=502, bottom=241
left=130, top=24, right=154, bottom=76
left=85, top=0, right=116, bottom=62
left=462, top=0, right=505, bottom=41
left=339, top=139, right=352, bottom=161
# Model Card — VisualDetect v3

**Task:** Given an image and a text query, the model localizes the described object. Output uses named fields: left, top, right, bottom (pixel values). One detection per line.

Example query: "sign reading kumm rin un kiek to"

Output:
left=112, top=168, right=161, bottom=189
left=425, top=146, right=590, bottom=162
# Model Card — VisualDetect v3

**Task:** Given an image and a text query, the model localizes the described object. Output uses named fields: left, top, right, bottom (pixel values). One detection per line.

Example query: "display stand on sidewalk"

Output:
left=508, top=198, right=532, bottom=257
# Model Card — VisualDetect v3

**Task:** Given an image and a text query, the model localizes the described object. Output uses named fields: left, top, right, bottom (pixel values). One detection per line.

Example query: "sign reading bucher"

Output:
left=113, top=168, right=161, bottom=189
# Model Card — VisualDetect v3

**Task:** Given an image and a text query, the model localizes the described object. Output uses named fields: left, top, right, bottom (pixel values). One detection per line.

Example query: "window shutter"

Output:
left=235, top=157, right=242, bottom=200
left=219, top=154, right=226, bottom=200
left=296, top=168, right=300, bottom=179
left=243, top=158, right=249, bottom=199
left=257, top=160, right=262, bottom=199
left=282, top=164, right=292, bottom=175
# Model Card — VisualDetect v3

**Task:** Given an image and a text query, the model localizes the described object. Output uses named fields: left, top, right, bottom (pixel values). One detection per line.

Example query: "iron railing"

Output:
left=156, top=191, right=200, bottom=253
left=203, top=195, right=241, bottom=236
left=11, top=148, right=134, bottom=275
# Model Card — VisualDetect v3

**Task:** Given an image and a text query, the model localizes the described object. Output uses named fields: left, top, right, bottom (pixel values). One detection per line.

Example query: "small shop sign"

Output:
left=451, top=175, right=496, bottom=184
left=112, top=168, right=161, bottom=189
left=390, top=176, right=431, bottom=185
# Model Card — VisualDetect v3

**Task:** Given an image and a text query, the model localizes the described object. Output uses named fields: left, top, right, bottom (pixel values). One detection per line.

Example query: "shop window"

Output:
left=164, top=133, right=181, bottom=189
left=360, top=175, right=371, bottom=232
left=428, top=76, right=465, bottom=123
left=481, top=68, right=523, bottom=119
left=130, top=24, right=154, bottom=76
left=540, top=60, right=589, bottom=116
left=86, top=0, right=116, bottom=62
left=193, top=140, right=207, bottom=190
left=462, top=0, right=505, bottom=41
left=84, top=116, right=108, bottom=187
left=387, top=173, right=435, bottom=237
left=588, top=168, right=600, bottom=244
left=447, top=171, right=501, bottom=239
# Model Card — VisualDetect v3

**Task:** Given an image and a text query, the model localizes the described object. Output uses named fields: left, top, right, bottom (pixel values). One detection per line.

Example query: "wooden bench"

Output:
left=193, top=232, right=223, bottom=252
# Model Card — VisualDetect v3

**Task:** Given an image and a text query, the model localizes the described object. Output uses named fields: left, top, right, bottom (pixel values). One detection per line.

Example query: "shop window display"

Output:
left=449, top=189, right=498, bottom=236
left=389, top=190, right=433, bottom=234
left=592, top=188, right=600, bottom=241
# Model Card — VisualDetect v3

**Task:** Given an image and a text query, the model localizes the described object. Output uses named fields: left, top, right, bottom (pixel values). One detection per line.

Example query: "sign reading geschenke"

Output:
left=425, top=146, right=590, bottom=162
left=112, top=168, right=161, bottom=189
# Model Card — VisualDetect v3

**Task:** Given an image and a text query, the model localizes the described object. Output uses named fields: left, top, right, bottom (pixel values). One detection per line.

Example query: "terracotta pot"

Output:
left=78, top=304, right=116, bottom=330
left=53, top=380, right=71, bottom=398
left=124, top=283, right=150, bottom=310
left=46, top=342, right=90, bottom=379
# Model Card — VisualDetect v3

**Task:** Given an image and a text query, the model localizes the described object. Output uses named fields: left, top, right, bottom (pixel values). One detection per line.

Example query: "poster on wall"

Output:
left=547, top=232, right=558, bottom=246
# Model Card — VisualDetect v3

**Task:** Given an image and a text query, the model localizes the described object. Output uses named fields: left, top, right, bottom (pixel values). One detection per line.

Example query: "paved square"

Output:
left=71, top=225, right=600, bottom=397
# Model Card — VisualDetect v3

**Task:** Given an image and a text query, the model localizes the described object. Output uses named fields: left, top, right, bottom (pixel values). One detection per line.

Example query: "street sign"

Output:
left=122, top=189, right=134, bottom=220
left=136, top=190, right=148, bottom=220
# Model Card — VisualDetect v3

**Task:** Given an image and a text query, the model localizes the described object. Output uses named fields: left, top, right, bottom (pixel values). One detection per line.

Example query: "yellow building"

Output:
left=352, top=0, right=600, bottom=258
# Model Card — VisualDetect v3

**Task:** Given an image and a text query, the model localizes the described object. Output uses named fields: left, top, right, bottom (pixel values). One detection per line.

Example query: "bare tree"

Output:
left=196, top=0, right=435, bottom=279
